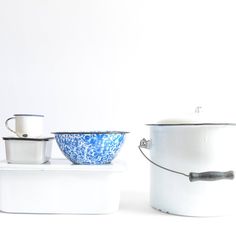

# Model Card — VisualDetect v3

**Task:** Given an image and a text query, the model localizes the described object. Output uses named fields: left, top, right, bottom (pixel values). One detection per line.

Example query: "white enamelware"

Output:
left=139, top=112, right=236, bottom=216
left=5, top=114, right=44, bottom=138
left=3, top=137, right=53, bottom=164
left=0, top=159, right=125, bottom=214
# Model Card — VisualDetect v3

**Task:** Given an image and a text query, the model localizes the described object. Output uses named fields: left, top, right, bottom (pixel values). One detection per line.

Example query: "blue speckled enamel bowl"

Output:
left=53, top=131, right=128, bottom=165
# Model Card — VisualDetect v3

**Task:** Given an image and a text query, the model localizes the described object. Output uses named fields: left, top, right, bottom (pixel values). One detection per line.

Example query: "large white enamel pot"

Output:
left=139, top=123, right=236, bottom=216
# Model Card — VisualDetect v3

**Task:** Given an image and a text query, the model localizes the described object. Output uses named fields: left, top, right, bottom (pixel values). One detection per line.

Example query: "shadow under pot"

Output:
left=139, top=122, right=236, bottom=217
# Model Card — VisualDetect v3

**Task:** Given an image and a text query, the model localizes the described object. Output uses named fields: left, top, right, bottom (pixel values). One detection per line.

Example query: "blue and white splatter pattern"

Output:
left=54, top=132, right=126, bottom=165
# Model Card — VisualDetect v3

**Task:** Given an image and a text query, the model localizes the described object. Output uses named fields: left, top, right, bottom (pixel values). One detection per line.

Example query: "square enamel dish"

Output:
left=0, top=159, right=125, bottom=214
left=3, top=137, right=54, bottom=164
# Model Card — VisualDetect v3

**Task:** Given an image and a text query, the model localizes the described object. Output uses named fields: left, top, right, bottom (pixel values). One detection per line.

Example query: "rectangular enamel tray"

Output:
left=0, top=159, right=124, bottom=214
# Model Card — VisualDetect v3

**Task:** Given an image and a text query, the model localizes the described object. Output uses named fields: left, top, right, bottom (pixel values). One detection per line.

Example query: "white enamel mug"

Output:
left=5, top=114, right=44, bottom=138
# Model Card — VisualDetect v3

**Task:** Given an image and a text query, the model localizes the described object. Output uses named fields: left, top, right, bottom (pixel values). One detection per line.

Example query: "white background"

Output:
left=0, top=0, right=236, bottom=235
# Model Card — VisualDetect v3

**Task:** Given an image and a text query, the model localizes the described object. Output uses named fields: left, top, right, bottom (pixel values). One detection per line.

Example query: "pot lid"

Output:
left=147, top=107, right=236, bottom=126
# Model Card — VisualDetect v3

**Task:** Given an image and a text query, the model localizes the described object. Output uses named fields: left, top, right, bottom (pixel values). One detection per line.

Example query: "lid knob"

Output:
left=195, top=106, right=202, bottom=114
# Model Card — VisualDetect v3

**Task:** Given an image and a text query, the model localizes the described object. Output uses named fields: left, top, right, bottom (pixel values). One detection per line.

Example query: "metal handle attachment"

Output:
left=139, top=138, right=235, bottom=182
left=140, top=138, right=152, bottom=149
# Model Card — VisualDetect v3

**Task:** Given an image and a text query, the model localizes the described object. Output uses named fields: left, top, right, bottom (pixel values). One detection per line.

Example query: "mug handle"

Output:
left=5, top=117, right=17, bottom=135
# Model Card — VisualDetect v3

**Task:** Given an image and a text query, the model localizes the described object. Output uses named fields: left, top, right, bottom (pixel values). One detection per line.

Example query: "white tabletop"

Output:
left=0, top=189, right=235, bottom=236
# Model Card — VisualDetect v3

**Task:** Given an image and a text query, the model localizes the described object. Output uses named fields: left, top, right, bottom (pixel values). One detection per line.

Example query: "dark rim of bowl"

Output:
left=14, top=114, right=44, bottom=117
left=52, top=131, right=129, bottom=134
left=3, top=137, right=54, bottom=141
